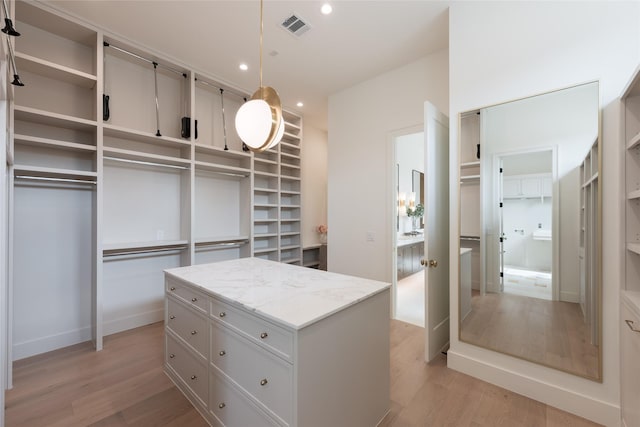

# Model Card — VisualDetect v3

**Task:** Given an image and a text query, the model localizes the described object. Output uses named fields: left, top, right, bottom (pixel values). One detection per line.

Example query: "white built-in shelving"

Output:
left=7, top=0, right=303, bottom=368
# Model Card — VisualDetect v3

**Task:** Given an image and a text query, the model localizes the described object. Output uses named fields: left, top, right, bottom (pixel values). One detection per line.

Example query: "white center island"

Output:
left=164, top=257, right=391, bottom=427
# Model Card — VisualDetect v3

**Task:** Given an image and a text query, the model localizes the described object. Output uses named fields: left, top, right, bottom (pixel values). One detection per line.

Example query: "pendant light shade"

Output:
left=235, top=0, right=284, bottom=153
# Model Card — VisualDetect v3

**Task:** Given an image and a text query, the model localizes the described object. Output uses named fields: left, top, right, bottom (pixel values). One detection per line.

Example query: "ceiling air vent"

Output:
left=281, top=13, right=311, bottom=37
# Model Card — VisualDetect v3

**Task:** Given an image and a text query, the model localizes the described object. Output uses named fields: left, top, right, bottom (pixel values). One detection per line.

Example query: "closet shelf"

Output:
left=281, top=175, right=301, bottom=182
left=14, top=164, right=97, bottom=181
left=627, top=243, right=640, bottom=256
left=18, top=1, right=97, bottom=47
left=627, top=131, right=640, bottom=150
left=461, top=174, right=480, bottom=180
left=254, top=233, right=278, bottom=238
left=254, top=203, right=278, bottom=208
left=194, top=143, right=251, bottom=159
left=281, top=232, right=300, bottom=237
left=280, top=151, right=301, bottom=160
left=14, top=106, right=97, bottom=131
left=628, top=189, right=640, bottom=200
left=284, top=121, right=301, bottom=132
left=15, top=51, right=97, bottom=88
left=194, top=161, right=250, bottom=176
left=104, top=147, right=191, bottom=169
left=281, top=204, right=301, bottom=209
left=254, top=187, right=278, bottom=193
left=253, top=218, right=278, bottom=223
left=622, top=290, right=640, bottom=319
left=460, top=161, right=480, bottom=168
left=280, top=190, right=301, bottom=195
left=282, top=257, right=302, bottom=264
left=280, top=218, right=301, bottom=222
left=103, top=124, right=191, bottom=150
left=582, top=173, right=598, bottom=188
left=254, top=171, right=279, bottom=178
left=254, top=247, right=278, bottom=255
left=254, top=157, right=278, bottom=165
left=280, top=141, right=301, bottom=150
left=281, top=163, right=301, bottom=170
left=14, top=134, right=97, bottom=152
left=194, top=236, right=249, bottom=247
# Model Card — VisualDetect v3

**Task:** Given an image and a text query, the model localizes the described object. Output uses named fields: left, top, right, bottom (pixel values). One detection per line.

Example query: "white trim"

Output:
left=102, top=309, right=164, bottom=336
left=12, top=326, right=92, bottom=361
left=447, top=349, right=620, bottom=427
left=560, top=290, right=580, bottom=303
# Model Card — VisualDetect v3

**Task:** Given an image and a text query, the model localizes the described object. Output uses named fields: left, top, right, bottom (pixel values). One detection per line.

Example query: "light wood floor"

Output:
left=5, top=321, right=600, bottom=427
left=460, top=291, right=599, bottom=379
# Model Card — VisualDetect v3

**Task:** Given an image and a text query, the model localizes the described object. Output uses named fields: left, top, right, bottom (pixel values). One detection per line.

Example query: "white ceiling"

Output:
left=45, top=0, right=449, bottom=130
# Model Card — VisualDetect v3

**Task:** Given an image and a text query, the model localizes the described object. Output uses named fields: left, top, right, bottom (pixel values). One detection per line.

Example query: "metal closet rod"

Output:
left=103, top=246, right=187, bottom=258
left=104, top=42, right=187, bottom=78
left=15, top=175, right=97, bottom=185
left=104, top=156, right=190, bottom=170
left=195, top=78, right=247, bottom=101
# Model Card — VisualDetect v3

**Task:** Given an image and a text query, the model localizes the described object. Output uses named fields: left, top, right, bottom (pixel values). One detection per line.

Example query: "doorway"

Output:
left=393, top=129, right=425, bottom=327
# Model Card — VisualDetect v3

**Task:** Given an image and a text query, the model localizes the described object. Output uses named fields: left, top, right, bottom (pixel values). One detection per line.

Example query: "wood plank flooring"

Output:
left=460, top=291, right=599, bottom=379
left=5, top=320, right=600, bottom=427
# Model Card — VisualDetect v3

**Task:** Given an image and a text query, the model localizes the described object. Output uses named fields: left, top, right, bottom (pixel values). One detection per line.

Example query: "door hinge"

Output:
left=499, top=237, right=503, bottom=243
left=500, top=272, right=504, bottom=278
left=500, top=167, right=503, bottom=173
left=499, top=202, right=503, bottom=208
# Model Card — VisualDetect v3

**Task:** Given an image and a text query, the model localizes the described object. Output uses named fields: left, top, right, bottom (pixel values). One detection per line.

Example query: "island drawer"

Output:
left=210, top=297, right=293, bottom=361
left=166, top=278, right=208, bottom=313
left=167, top=297, right=208, bottom=359
left=166, top=333, right=208, bottom=406
left=210, top=366, right=283, bottom=427
left=210, top=321, right=293, bottom=424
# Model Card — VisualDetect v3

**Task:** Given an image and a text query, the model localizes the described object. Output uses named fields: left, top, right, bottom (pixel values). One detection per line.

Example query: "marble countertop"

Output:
left=165, top=258, right=390, bottom=330
left=397, top=234, right=424, bottom=247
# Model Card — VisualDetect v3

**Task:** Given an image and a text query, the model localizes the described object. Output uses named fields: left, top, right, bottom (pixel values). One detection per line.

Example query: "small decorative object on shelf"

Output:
left=406, top=203, right=424, bottom=235
left=316, top=224, right=328, bottom=244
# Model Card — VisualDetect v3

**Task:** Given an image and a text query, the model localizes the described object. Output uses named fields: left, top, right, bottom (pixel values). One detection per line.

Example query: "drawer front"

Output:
left=166, top=278, right=208, bottom=313
left=166, top=333, right=208, bottom=405
left=211, top=322, right=292, bottom=424
left=210, top=368, right=282, bottom=427
left=210, top=297, right=293, bottom=361
left=167, top=297, right=208, bottom=359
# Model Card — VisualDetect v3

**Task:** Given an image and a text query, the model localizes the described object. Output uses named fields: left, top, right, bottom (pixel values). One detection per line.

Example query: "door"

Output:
left=423, top=102, right=449, bottom=362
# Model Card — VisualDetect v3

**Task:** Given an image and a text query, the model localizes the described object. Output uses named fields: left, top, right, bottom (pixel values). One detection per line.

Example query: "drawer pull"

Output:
left=260, top=378, right=268, bottom=386
left=170, top=286, right=176, bottom=291
left=191, top=330, right=197, bottom=335
left=191, top=375, right=197, bottom=380
left=169, top=353, right=175, bottom=359
left=169, top=315, right=175, bottom=320
left=625, top=319, right=640, bottom=333
left=191, top=297, right=198, bottom=302
left=218, top=403, right=226, bottom=409
left=260, top=332, right=268, bottom=339
left=219, top=350, right=226, bottom=356
left=219, top=312, right=226, bottom=318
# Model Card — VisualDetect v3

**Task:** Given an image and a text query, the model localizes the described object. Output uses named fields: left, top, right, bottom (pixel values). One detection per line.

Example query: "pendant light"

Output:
left=235, top=0, right=284, bottom=152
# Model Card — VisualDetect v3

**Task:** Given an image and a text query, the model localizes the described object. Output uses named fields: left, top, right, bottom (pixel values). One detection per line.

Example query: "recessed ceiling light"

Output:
left=239, top=63, right=248, bottom=71
left=296, top=102, right=304, bottom=107
left=321, top=3, right=332, bottom=15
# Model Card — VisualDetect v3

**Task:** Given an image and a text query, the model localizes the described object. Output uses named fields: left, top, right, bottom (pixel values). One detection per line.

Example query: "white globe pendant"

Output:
left=235, top=99, right=273, bottom=150
left=266, top=116, right=285, bottom=150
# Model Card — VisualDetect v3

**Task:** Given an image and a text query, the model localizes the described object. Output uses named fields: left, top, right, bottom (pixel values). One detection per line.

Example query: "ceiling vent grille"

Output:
left=281, top=13, right=311, bottom=37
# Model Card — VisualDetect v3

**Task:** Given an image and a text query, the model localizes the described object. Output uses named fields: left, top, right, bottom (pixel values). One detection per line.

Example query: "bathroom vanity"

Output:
left=163, top=258, right=391, bottom=427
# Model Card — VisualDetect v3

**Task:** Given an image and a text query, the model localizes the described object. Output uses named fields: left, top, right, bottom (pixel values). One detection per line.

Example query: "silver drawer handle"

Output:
left=191, top=330, right=197, bottom=335
left=219, top=350, right=226, bottom=356
left=169, top=353, right=175, bottom=359
left=219, top=312, right=226, bottom=318
left=170, top=286, right=176, bottom=291
left=191, top=375, right=197, bottom=380
left=218, top=403, right=226, bottom=409
left=260, top=378, right=268, bottom=386
left=191, top=297, right=198, bottom=302
left=169, top=315, right=175, bottom=320
left=260, top=332, right=268, bottom=339
left=626, top=319, right=640, bottom=333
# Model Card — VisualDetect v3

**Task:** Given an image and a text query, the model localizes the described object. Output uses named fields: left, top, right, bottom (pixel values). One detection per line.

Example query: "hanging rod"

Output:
left=104, top=156, right=190, bottom=170
left=104, top=42, right=187, bottom=78
left=195, top=239, right=250, bottom=248
left=460, top=236, right=480, bottom=241
left=103, top=245, right=187, bottom=258
left=15, top=175, right=97, bottom=185
left=198, top=169, right=249, bottom=178
left=194, top=78, right=247, bottom=101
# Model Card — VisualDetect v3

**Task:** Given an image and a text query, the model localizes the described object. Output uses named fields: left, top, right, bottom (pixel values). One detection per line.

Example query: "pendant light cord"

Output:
left=259, top=0, right=263, bottom=89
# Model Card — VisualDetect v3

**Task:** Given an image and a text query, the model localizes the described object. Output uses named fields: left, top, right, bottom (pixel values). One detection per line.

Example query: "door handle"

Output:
left=420, top=259, right=438, bottom=268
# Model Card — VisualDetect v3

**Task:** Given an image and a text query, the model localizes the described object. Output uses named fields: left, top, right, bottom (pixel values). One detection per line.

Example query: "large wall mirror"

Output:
left=458, top=82, right=601, bottom=381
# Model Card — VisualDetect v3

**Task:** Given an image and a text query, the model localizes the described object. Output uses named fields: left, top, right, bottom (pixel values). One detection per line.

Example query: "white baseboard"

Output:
left=447, top=350, right=620, bottom=427
left=560, top=290, right=580, bottom=303
left=103, top=308, right=164, bottom=336
left=13, top=326, right=92, bottom=360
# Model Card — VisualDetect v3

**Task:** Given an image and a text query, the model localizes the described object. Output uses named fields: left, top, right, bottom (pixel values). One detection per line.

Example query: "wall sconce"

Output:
left=398, top=192, right=406, bottom=216
left=408, top=192, right=416, bottom=209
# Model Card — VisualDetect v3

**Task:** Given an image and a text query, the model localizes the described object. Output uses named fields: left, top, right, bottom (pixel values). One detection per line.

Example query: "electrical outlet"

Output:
left=366, top=231, right=375, bottom=242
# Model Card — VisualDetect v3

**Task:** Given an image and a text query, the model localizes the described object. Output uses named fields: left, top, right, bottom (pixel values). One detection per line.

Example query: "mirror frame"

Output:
left=457, top=81, right=603, bottom=382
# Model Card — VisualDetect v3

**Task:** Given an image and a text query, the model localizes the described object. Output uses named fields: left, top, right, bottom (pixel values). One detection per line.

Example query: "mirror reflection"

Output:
left=458, top=82, right=601, bottom=380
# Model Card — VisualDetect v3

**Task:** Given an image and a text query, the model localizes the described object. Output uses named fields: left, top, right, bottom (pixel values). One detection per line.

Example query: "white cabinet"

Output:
left=502, top=174, right=551, bottom=199
left=621, top=65, right=640, bottom=427
left=164, top=259, right=390, bottom=427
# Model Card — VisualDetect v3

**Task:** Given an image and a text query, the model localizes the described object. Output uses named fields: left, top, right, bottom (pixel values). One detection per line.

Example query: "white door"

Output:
left=423, top=102, right=449, bottom=362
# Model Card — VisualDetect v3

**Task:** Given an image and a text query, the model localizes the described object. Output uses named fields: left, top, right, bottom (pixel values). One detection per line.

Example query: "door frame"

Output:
left=387, top=124, right=424, bottom=322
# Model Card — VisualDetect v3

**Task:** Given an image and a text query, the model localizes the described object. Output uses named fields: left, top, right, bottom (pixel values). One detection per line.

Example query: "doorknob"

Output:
left=420, top=259, right=438, bottom=268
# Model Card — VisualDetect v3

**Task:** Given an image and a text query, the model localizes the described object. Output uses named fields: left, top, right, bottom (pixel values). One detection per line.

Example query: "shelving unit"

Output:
left=621, top=64, right=640, bottom=427
left=6, top=0, right=304, bottom=367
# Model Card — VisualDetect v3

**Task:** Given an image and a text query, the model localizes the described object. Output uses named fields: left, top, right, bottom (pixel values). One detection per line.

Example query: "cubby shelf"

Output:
left=15, top=52, right=97, bottom=88
left=461, top=161, right=480, bottom=168
left=627, top=243, right=640, bottom=256
left=14, top=106, right=97, bottom=131
left=105, top=147, right=191, bottom=168
left=628, top=189, right=640, bottom=200
left=194, top=161, right=250, bottom=176
left=14, top=134, right=96, bottom=153
left=254, top=247, right=278, bottom=255
left=255, top=187, right=278, bottom=193
left=103, top=124, right=191, bottom=150
left=627, top=131, right=640, bottom=150
left=194, top=236, right=250, bottom=246
left=13, top=164, right=97, bottom=181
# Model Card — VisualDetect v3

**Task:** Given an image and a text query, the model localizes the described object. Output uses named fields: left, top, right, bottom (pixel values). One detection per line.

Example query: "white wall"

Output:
left=328, top=50, right=449, bottom=281
left=301, top=124, right=327, bottom=247
left=448, top=2, right=640, bottom=426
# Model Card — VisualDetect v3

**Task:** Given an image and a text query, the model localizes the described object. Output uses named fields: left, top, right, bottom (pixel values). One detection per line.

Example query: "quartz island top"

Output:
left=165, top=257, right=390, bottom=330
